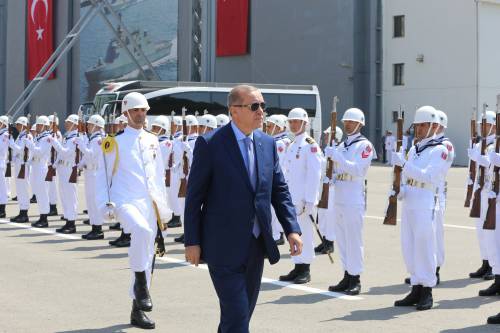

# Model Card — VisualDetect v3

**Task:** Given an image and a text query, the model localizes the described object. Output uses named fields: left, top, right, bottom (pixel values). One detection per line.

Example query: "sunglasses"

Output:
left=232, top=102, right=266, bottom=112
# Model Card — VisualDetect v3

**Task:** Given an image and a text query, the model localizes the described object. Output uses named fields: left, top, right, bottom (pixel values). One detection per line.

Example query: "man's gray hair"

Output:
left=227, top=85, right=259, bottom=107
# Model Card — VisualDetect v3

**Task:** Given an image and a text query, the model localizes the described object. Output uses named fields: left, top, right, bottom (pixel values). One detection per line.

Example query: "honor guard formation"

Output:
left=4, top=88, right=500, bottom=329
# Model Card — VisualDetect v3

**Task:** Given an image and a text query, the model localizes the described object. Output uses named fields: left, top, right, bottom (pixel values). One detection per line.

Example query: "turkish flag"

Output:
left=216, top=0, right=249, bottom=57
left=27, top=0, right=55, bottom=80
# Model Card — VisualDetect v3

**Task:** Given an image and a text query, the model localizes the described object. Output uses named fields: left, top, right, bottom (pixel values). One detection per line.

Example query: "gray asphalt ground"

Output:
left=1, top=165, right=499, bottom=333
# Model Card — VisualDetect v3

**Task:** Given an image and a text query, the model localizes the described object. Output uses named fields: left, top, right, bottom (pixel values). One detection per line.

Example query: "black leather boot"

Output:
left=487, top=313, right=500, bottom=324
left=109, top=230, right=125, bottom=246
left=484, top=266, right=494, bottom=280
left=57, top=220, right=76, bottom=234
left=32, top=214, right=48, bottom=228
left=82, top=225, right=104, bottom=240
left=344, top=274, right=361, bottom=295
left=48, top=204, right=58, bottom=216
left=30, top=195, right=37, bottom=203
left=114, top=232, right=131, bottom=247
left=109, top=222, right=121, bottom=230
left=416, top=287, right=433, bottom=311
left=479, top=275, right=500, bottom=296
left=10, top=210, right=29, bottom=223
left=167, top=215, right=181, bottom=228
left=470, top=260, right=490, bottom=278
left=134, top=271, right=152, bottom=312
left=130, top=300, right=155, bottom=329
left=279, top=265, right=300, bottom=282
left=395, top=285, right=422, bottom=307
left=293, top=264, right=311, bottom=284
left=174, top=233, right=185, bottom=243
left=329, top=271, right=350, bottom=292
left=0, top=204, right=6, bottom=218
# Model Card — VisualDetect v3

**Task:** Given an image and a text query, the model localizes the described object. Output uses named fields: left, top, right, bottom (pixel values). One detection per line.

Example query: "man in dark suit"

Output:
left=184, top=85, right=303, bottom=333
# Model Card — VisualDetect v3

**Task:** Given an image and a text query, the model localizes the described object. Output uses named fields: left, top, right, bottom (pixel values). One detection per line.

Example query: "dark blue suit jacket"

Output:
left=184, top=122, right=301, bottom=266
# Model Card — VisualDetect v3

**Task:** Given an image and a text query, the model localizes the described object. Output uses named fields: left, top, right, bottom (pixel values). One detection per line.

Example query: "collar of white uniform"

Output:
left=65, top=130, right=78, bottom=137
left=346, top=133, right=361, bottom=145
left=125, top=126, right=144, bottom=136
left=435, top=133, right=444, bottom=140
left=416, top=136, right=434, bottom=149
left=294, top=132, right=306, bottom=141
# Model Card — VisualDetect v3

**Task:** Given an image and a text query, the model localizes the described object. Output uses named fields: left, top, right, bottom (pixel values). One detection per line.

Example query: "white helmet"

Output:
left=342, top=108, right=365, bottom=126
left=152, top=115, right=170, bottom=131
left=287, top=108, right=309, bottom=123
left=48, top=114, right=59, bottom=125
left=200, top=114, right=217, bottom=129
left=216, top=114, right=230, bottom=127
left=114, top=114, right=128, bottom=125
left=435, top=110, right=448, bottom=128
left=324, top=126, right=343, bottom=142
left=122, top=92, right=150, bottom=113
left=172, top=116, right=183, bottom=126
left=36, top=115, right=50, bottom=127
left=414, top=106, right=438, bottom=124
left=65, top=114, right=79, bottom=125
left=185, top=115, right=198, bottom=127
left=486, top=110, right=496, bottom=125
left=87, top=114, right=105, bottom=128
left=31, top=124, right=37, bottom=131
left=15, top=116, right=28, bottom=127
left=266, top=114, right=287, bottom=129
left=0, top=116, right=9, bottom=127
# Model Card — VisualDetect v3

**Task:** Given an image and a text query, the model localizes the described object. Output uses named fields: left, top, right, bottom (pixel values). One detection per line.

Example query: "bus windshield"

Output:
left=94, top=93, right=118, bottom=116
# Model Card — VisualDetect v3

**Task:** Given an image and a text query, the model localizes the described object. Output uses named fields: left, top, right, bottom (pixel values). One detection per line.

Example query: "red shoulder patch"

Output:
left=361, top=145, right=372, bottom=159
left=311, top=146, right=317, bottom=153
left=278, top=146, right=284, bottom=153
left=446, top=144, right=453, bottom=152
left=441, top=152, right=448, bottom=160
left=166, top=141, right=172, bottom=147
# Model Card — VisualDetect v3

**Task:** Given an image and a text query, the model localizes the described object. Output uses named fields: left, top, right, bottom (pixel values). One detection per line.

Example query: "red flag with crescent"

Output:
left=27, top=0, right=55, bottom=80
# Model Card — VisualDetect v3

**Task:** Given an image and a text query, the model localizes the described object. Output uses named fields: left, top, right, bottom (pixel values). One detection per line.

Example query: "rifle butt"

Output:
left=5, top=164, right=11, bottom=178
left=165, top=169, right=171, bottom=187
left=317, top=184, right=330, bottom=209
left=383, top=197, right=398, bottom=225
left=469, top=189, right=481, bottom=218
left=464, top=185, right=473, bottom=207
left=178, top=178, right=187, bottom=198
left=68, top=166, right=78, bottom=184
left=484, top=198, right=496, bottom=230
left=17, top=165, right=25, bottom=179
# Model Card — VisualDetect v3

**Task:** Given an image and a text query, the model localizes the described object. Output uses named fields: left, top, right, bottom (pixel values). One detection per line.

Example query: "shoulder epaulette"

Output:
left=305, top=137, right=316, bottom=145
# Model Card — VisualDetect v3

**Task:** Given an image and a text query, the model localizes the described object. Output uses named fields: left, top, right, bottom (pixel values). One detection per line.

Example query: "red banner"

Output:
left=216, top=0, right=249, bottom=57
left=27, top=0, right=55, bottom=80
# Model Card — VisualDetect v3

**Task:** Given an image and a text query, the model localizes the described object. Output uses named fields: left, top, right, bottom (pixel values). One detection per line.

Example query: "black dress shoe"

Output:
left=479, top=275, right=500, bottom=296
left=167, top=215, right=182, bottom=228
left=10, top=210, right=29, bottom=223
left=109, top=222, right=121, bottom=230
left=484, top=267, right=495, bottom=280
left=293, top=264, right=311, bottom=284
left=83, top=209, right=88, bottom=214
left=275, top=233, right=285, bottom=246
left=82, top=219, right=90, bottom=225
left=32, top=214, right=48, bottom=228
left=82, top=225, right=104, bottom=240
left=11, top=196, right=17, bottom=201
left=56, top=221, right=76, bottom=234
left=30, top=195, right=37, bottom=203
left=344, top=275, right=361, bottom=295
left=114, top=233, right=131, bottom=247
left=416, top=287, right=433, bottom=311
left=329, top=271, right=350, bottom=292
left=0, top=204, right=6, bottom=218
left=47, top=204, right=58, bottom=216
left=470, top=260, right=490, bottom=278
left=174, top=233, right=184, bottom=243
left=134, top=271, right=152, bottom=312
left=131, top=300, right=155, bottom=329
left=395, top=285, right=422, bottom=307
left=487, top=313, right=500, bottom=324
left=279, top=265, right=300, bottom=282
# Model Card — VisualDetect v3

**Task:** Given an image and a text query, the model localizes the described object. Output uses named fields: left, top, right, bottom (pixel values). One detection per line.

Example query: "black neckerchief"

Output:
left=415, top=138, right=444, bottom=155
left=37, top=132, right=50, bottom=142
left=90, top=132, right=103, bottom=141
left=343, top=135, right=367, bottom=149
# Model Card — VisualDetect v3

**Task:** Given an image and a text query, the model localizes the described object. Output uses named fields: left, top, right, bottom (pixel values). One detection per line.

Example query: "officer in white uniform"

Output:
left=391, top=106, right=448, bottom=311
left=47, top=114, right=61, bottom=216
left=49, top=114, right=80, bottom=234
left=9, top=116, right=32, bottom=222
left=0, top=116, right=10, bottom=218
left=468, top=110, right=497, bottom=280
left=325, top=108, right=374, bottom=295
left=385, top=131, right=396, bottom=165
left=23, top=116, right=52, bottom=227
left=95, top=92, right=171, bottom=329
left=28, top=124, right=38, bottom=204
left=166, top=115, right=183, bottom=228
left=315, top=125, right=343, bottom=255
left=265, top=114, right=291, bottom=245
left=151, top=115, right=172, bottom=217
left=216, top=114, right=230, bottom=128
left=279, top=108, right=322, bottom=284
left=78, top=115, right=106, bottom=240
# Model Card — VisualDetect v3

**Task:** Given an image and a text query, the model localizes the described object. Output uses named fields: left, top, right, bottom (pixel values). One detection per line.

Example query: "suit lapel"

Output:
left=221, top=124, right=254, bottom=193
left=253, top=130, right=264, bottom=192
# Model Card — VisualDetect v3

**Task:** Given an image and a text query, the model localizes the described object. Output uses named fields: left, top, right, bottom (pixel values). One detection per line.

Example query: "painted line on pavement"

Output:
left=365, top=215, right=476, bottom=230
left=0, top=220, right=363, bottom=301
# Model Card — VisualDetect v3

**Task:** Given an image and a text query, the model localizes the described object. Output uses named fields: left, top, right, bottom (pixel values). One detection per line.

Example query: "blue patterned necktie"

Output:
left=244, top=136, right=260, bottom=238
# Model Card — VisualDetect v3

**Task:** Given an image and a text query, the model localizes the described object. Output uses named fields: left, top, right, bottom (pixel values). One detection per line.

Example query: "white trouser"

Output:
left=57, top=169, right=65, bottom=214
left=116, top=200, right=157, bottom=299
left=58, top=166, right=78, bottom=221
left=334, top=203, right=364, bottom=275
left=318, top=186, right=336, bottom=242
left=493, top=202, right=500, bottom=275
left=14, top=163, right=30, bottom=210
left=48, top=178, right=58, bottom=205
left=0, top=167, right=8, bottom=205
left=6, top=176, right=12, bottom=197
left=84, top=170, right=102, bottom=226
left=435, top=197, right=445, bottom=267
left=401, top=206, right=437, bottom=287
left=32, top=163, right=49, bottom=214
left=292, top=210, right=316, bottom=264
left=270, top=206, right=284, bottom=241
left=477, top=190, right=497, bottom=265
left=168, top=172, right=183, bottom=216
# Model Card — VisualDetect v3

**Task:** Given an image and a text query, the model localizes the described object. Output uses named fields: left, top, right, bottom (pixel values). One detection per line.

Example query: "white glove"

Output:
left=48, top=137, right=63, bottom=150
left=23, top=137, right=33, bottom=149
left=476, top=154, right=490, bottom=168
left=488, top=150, right=500, bottom=167
left=103, top=202, right=116, bottom=221
left=295, top=203, right=305, bottom=217
left=391, top=150, right=406, bottom=167
left=182, top=141, right=191, bottom=152
left=324, top=146, right=335, bottom=159
left=8, top=137, right=14, bottom=146
left=467, top=148, right=478, bottom=161
left=303, top=202, right=315, bottom=216
left=75, top=136, right=86, bottom=147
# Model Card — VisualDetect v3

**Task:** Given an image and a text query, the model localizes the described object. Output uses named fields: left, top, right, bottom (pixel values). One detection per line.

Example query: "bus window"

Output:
left=211, top=92, right=228, bottom=115
left=148, top=92, right=211, bottom=116
left=280, top=94, right=316, bottom=118
left=262, top=93, right=280, bottom=116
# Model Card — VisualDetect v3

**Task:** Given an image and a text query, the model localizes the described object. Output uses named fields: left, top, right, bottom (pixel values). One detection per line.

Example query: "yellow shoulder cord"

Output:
left=101, top=135, right=119, bottom=176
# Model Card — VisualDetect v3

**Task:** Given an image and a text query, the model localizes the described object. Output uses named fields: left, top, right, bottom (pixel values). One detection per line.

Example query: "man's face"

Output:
left=415, top=123, right=433, bottom=140
left=126, top=108, right=147, bottom=128
left=343, top=120, right=360, bottom=135
left=64, top=121, right=75, bottom=132
left=36, top=124, right=44, bottom=132
left=230, top=90, right=265, bottom=133
left=151, top=125, right=163, bottom=135
left=288, top=120, right=305, bottom=134
left=266, top=123, right=277, bottom=135
left=15, top=124, right=23, bottom=132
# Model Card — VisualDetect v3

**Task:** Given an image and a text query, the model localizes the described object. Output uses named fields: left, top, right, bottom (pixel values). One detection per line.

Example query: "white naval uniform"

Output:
left=9, top=131, right=33, bottom=210
left=49, top=131, right=62, bottom=207
left=434, top=134, right=455, bottom=268
left=469, top=135, right=497, bottom=268
left=0, top=128, right=10, bottom=205
left=25, top=131, right=52, bottom=214
left=158, top=134, right=173, bottom=208
left=282, top=132, right=322, bottom=264
left=485, top=149, right=500, bottom=275
left=399, top=137, right=448, bottom=287
left=385, top=135, right=396, bottom=164
left=317, top=143, right=339, bottom=242
left=271, top=132, right=291, bottom=241
left=51, top=130, right=79, bottom=221
left=178, top=133, right=198, bottom=222
left=167, top=131, right=184, bottom=217
left=80, top=131, right=104, bottom=226
left=333, top=133, right=374, bottom=276
left=95, top=126, right=171, bottom=298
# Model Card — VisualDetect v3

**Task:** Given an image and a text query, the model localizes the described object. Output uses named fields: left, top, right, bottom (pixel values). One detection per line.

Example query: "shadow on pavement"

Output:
left=435, top=295, right=498, bottom=310
left=56, top=323, right=132, bottom=333
left=438, top=277, right=485, bottom=289
left=34, top=239, right=81, bottom=244
left=440, top=324, right=499, bottom=332
left=324, top=305, right=414, bottom=322
left=260, top=293, right=332, bottom=305
left=65, top=245, right=117, bottom=252
left=155, top=262, right=187, bottom=270
left=86, top=253, right=128, bottom=259
left=365, top=283, right=411, bottom=295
